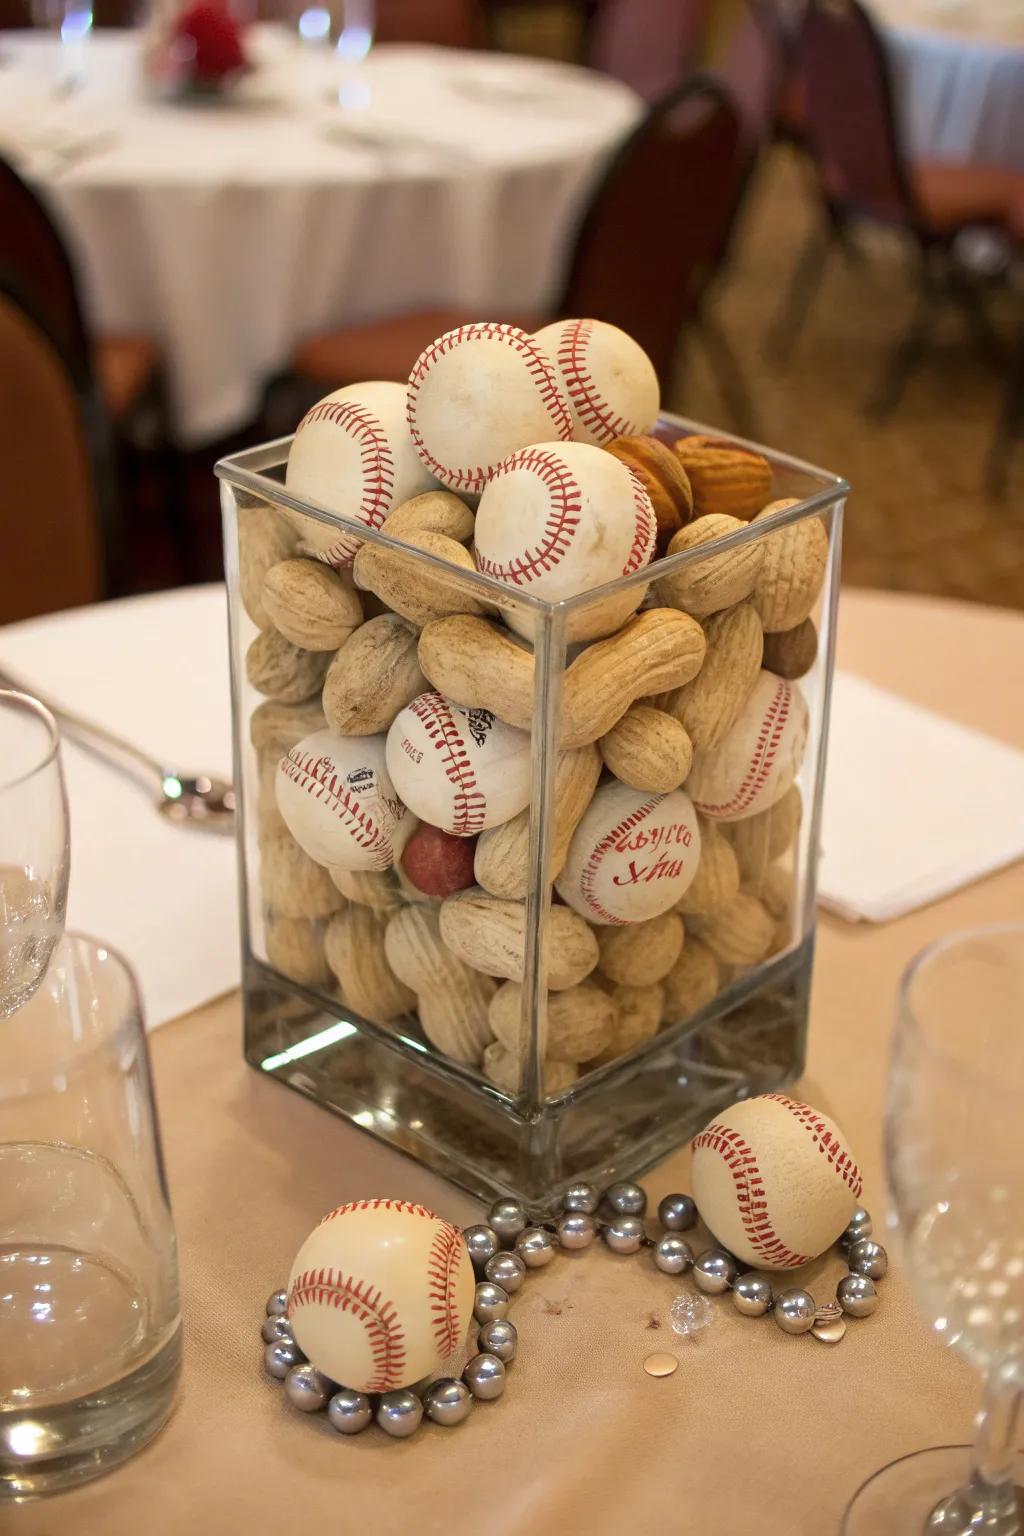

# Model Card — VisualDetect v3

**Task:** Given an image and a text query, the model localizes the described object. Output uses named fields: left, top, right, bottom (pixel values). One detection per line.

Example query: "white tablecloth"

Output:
left=873, top=0, right=1024, bottom=169
left=0, top=32, right=640, bottom=444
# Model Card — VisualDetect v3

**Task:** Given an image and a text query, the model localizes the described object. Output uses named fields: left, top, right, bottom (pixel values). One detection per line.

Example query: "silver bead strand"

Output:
left=463, top=1353, right=506, bottom=1400
left=485, top=1251, right=527, bottom=1293
left=473, top=1281, right=510, bottom=1323
left=847, top=1239, right=888, bottom=1280
left=693, top=1249, right=739, bottom=1294
left=463, top=1224, right=500, bottom=1273
left=557, top=1212, right=598, bottom=1250
left=376, top=1390, right=424, bottom=1438
left=327, top=1389, right=373, bottom=1435
left=422, top=1379, right=472, bottom=1426
left=488, top=1199, right=528, bottom=1244
left=478, top=1318, right=517, bottom=1363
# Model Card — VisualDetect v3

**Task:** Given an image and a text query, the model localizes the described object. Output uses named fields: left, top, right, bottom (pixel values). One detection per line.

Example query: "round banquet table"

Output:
left=0, top=31, right=640, bottom=445
left=7, top=588, right=1024, bottom=1536
left=871, top=0, right=1024, bottom=170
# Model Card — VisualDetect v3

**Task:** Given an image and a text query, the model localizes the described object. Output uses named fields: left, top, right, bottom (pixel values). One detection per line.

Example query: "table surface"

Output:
left=873, top=0, right=1024, bottom=44
left=11, top=588, right=1024, bottom=1536
left=0, top=32, right=638, bottom=442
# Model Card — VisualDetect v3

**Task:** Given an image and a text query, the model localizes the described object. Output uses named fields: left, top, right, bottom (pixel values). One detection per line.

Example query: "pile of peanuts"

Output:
left=237, top=321, right=829, bottom=1099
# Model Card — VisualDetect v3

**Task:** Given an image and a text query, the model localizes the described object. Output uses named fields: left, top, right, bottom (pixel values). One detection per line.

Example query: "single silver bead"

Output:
left=657, top=1194, right=697, bottom=1232
left=848, top=1239, right=888, bottom=1280
left=261, top=1314, right=293, bottom=1344
left=603, top=1214, right=646, bottom=1254
left=654, top=1234, right=694, bottom=1275
left=327, top=1388, right=372, bottom=1435
left=693, top=1249, right=739, bottom=1294
left=473, top=1281, right=510, bottom=1323
left=837, top=1273, right=880, bottom=1316
left=376, top=1390, right=423, bottom=1438
left=557, top=1212, right=597, bottom=1250
left=463, top=1352, right=506, bottom=1401
left=264, top=1338, right=304, bottom=1379
left=422, top=1378, right=472, bottom=1426
left=487, top=1198, right=528, bottom=1244
left=463, top=1224, right=500, bottom=1273
left=732, top=1275, right=773, bottom=1317
left=561, top=1181, right=601, bottom=1215
left=838, top=1206, right=873, bottom=1249
left=515, top=1226, right=556, bottom=1268
left=485, top=1251, right=526, bottom=1294
left=478, top=1318, right=517, bottom=1363
left=774, top=1288, right=817, bottom=1334
left=606, top=1181, right=648, bottom=1217
left=265, top=1288, right=288, bottom=1317
left=284, top=1362, right=331, bottom=1412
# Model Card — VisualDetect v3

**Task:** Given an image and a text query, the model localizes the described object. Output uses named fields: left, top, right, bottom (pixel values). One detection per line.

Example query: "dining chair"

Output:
left=283, top=76, right=753, bottom=432
left=771, top=0, right=1024, bottom=417
left=375, top=0, right=485, bottom=47
left=0, top=284, right=107, bottom=624
left=584, top=0, right=708, bottom=101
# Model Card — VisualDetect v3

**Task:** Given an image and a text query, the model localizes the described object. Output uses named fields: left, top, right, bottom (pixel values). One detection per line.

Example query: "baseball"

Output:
left=276, top=729, right=407, bottom=872
left=474, top=441, right=657, bottom=642
left=687, top=671, right=809, bottom=823
left=556, top=780, right=701, bottom=925
left=287, top=1199, right=475, bottom=1393
left=691, top=1094, right=862, bottom=1269
left=285, top=381, right=438, bottom=567
left=386, top=692, right=531, bottom=836
left=405, top=322, right=573, bottom=497
left=534, top=318, right=660, bottom=446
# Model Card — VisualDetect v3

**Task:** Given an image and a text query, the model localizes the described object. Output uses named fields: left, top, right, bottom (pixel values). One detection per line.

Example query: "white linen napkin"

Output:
left=819, top=671, right=1024, bottom=922
left=0, top=586, right=238, bottom=1028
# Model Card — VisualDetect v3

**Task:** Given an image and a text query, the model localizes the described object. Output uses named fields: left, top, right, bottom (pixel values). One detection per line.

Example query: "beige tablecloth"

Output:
left=12, top=590, right=1024, bottom=1536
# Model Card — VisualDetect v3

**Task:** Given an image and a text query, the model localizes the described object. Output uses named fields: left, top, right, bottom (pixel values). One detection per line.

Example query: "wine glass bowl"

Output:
left=0, top=692, right=69, bottom=1019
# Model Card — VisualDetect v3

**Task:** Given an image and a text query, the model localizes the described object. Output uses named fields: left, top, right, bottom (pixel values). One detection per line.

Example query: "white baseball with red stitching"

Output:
left=405, top=322, right=573, bottom=496
left=285, top=381, right=438, bottom=568
left=556, top=780, right=701, bottom=925
left=687, top=671, right=809, bottom=823
left=534, top=318, right=660, bottom=447
left=474, top=441, right=657, bottom=642
left=691, top=1094, right=863, bottom=1270
left=286, top=1199, right=475, bottom=1393
left=385, top=692, right=531, bottom=837
left=275, top=729, right=407, bottom=872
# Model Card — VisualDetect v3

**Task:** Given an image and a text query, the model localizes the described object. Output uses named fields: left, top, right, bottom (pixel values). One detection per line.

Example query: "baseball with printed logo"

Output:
left=286, top=1200, right=476, bottom=1393
left=385, top=692, right=532, bottom=837
left=533, top=318, right=659, bottom=448
left=284, top=381, right=438, bottom=568
left=473, top=441, right=657, bottom=642
left=555, top=780, right=701, bottom=925
left=275, top=729, right=407, bottom=872
left=691, top=1095, right=862, bottom=1269
left=687, top=671, right=809, bottom=823
left=405, top=322, right=573, bottom=496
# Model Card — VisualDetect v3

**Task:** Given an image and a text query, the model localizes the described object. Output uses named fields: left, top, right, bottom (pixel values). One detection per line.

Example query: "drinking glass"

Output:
left=0, top=935, right=181, bottom=1501
left=843, top=924, right=1024, bottom=1534
left=0, top=691, right=69, bottom=1019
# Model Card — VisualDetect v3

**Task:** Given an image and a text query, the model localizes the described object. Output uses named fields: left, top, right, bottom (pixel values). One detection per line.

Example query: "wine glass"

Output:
left=0, top=692, right=69, bottom=1019
left=843, top=924, right=1024, bottom=1534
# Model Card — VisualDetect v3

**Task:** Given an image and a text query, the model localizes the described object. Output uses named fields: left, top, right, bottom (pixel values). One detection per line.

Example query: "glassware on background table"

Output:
left=0, top=691, right=69, bottom=1019
left=0, top=935, right=181, bottom=1502
left=843, top=924, right=1024, bottom=1535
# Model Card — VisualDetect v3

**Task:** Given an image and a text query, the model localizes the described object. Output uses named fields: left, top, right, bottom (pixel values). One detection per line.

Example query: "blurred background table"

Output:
left=8, top=585, right=1024, bottom=1536
left=872, top=0, right=1024, bottom=168
left=0, top=29, right=639, bottom=442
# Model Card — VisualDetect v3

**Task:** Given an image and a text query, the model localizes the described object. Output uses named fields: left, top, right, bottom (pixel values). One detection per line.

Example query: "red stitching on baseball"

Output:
left=295, top=398, right=396, bottom=566
left=622, top=467, right=656, bottom=575
left=427, top=1222, right=467, bottom=1360
left=556, top=318, right=640, bottom=444
left=408, top=693, right=487, bottom=836
left=692, top=1123, right=810, bottom=1268
left=474, top=447, right=584, bottom=587
left=764, top=1095, right=864, bottom=1198
left=287, top=1267, right=406, bottom=1392
left=578, top=796, right=661, bottom=926
left=317, top=1199, right=438, bottom=1224
left=280, top=747, right=393, bottom=870
left=694, top=678, right=792, bottom=818
left=406, top=323, right=572, bottom=494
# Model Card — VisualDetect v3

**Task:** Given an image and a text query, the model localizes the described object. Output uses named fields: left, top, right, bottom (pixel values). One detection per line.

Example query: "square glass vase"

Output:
left=217, top=413, right=847, bottom=1214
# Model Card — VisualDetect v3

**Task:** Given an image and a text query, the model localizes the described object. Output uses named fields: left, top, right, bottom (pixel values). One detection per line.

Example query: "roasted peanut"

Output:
left=261, top=558, right=362, bottom=651
left=599, top=705, right=694, bottom=793
left=325, top=907, right=416, bottom=1024
left=750, top=502, right=829, bottom=633
left=246, top=629, right=330, bottom=703
left=661, top=939, right=720, bottom=1020
left=473, top=745, right=601, bottom=899
left=656, top=515, right=764, bottom=619
left=353, top=529, right=484, bottom=627
left=322, top=614, right=426, bottom=735
left=438, top=889, right=599, bottom=991
left=238, top=503, right=297, bottom=630
left=596, top=912, right=684, bottom=986
left=384, top=905, right=495, bottom=1066
left=489, top=980, right=615, bottom=1064
left=674, top=819, right=741, bottom=917
left=672, top=435, right=772, bottom=520
left=662, top=602, right=763, bottom=749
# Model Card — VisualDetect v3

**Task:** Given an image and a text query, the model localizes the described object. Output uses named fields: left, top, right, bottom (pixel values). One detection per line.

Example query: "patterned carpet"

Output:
left=670, top=149, right=1024, bottom=610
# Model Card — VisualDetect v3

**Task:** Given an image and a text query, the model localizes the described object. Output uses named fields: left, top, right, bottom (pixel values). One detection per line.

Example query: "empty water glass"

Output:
left=0, top=935, right=181, bottom=1501
left=0, top=691, right=69, bottom=1019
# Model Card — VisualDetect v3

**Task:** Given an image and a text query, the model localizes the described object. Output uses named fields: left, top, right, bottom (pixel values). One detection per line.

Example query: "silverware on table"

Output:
left=0, top=666, right=235, bottom=834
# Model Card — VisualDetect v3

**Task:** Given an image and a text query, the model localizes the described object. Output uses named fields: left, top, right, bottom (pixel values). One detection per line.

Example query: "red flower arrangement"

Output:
left=145, top=0, right=249, bottom=94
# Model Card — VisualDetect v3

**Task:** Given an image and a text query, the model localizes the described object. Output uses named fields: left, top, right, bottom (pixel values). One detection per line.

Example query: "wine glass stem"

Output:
left=964, top=1360, right=1022, bottom=1530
